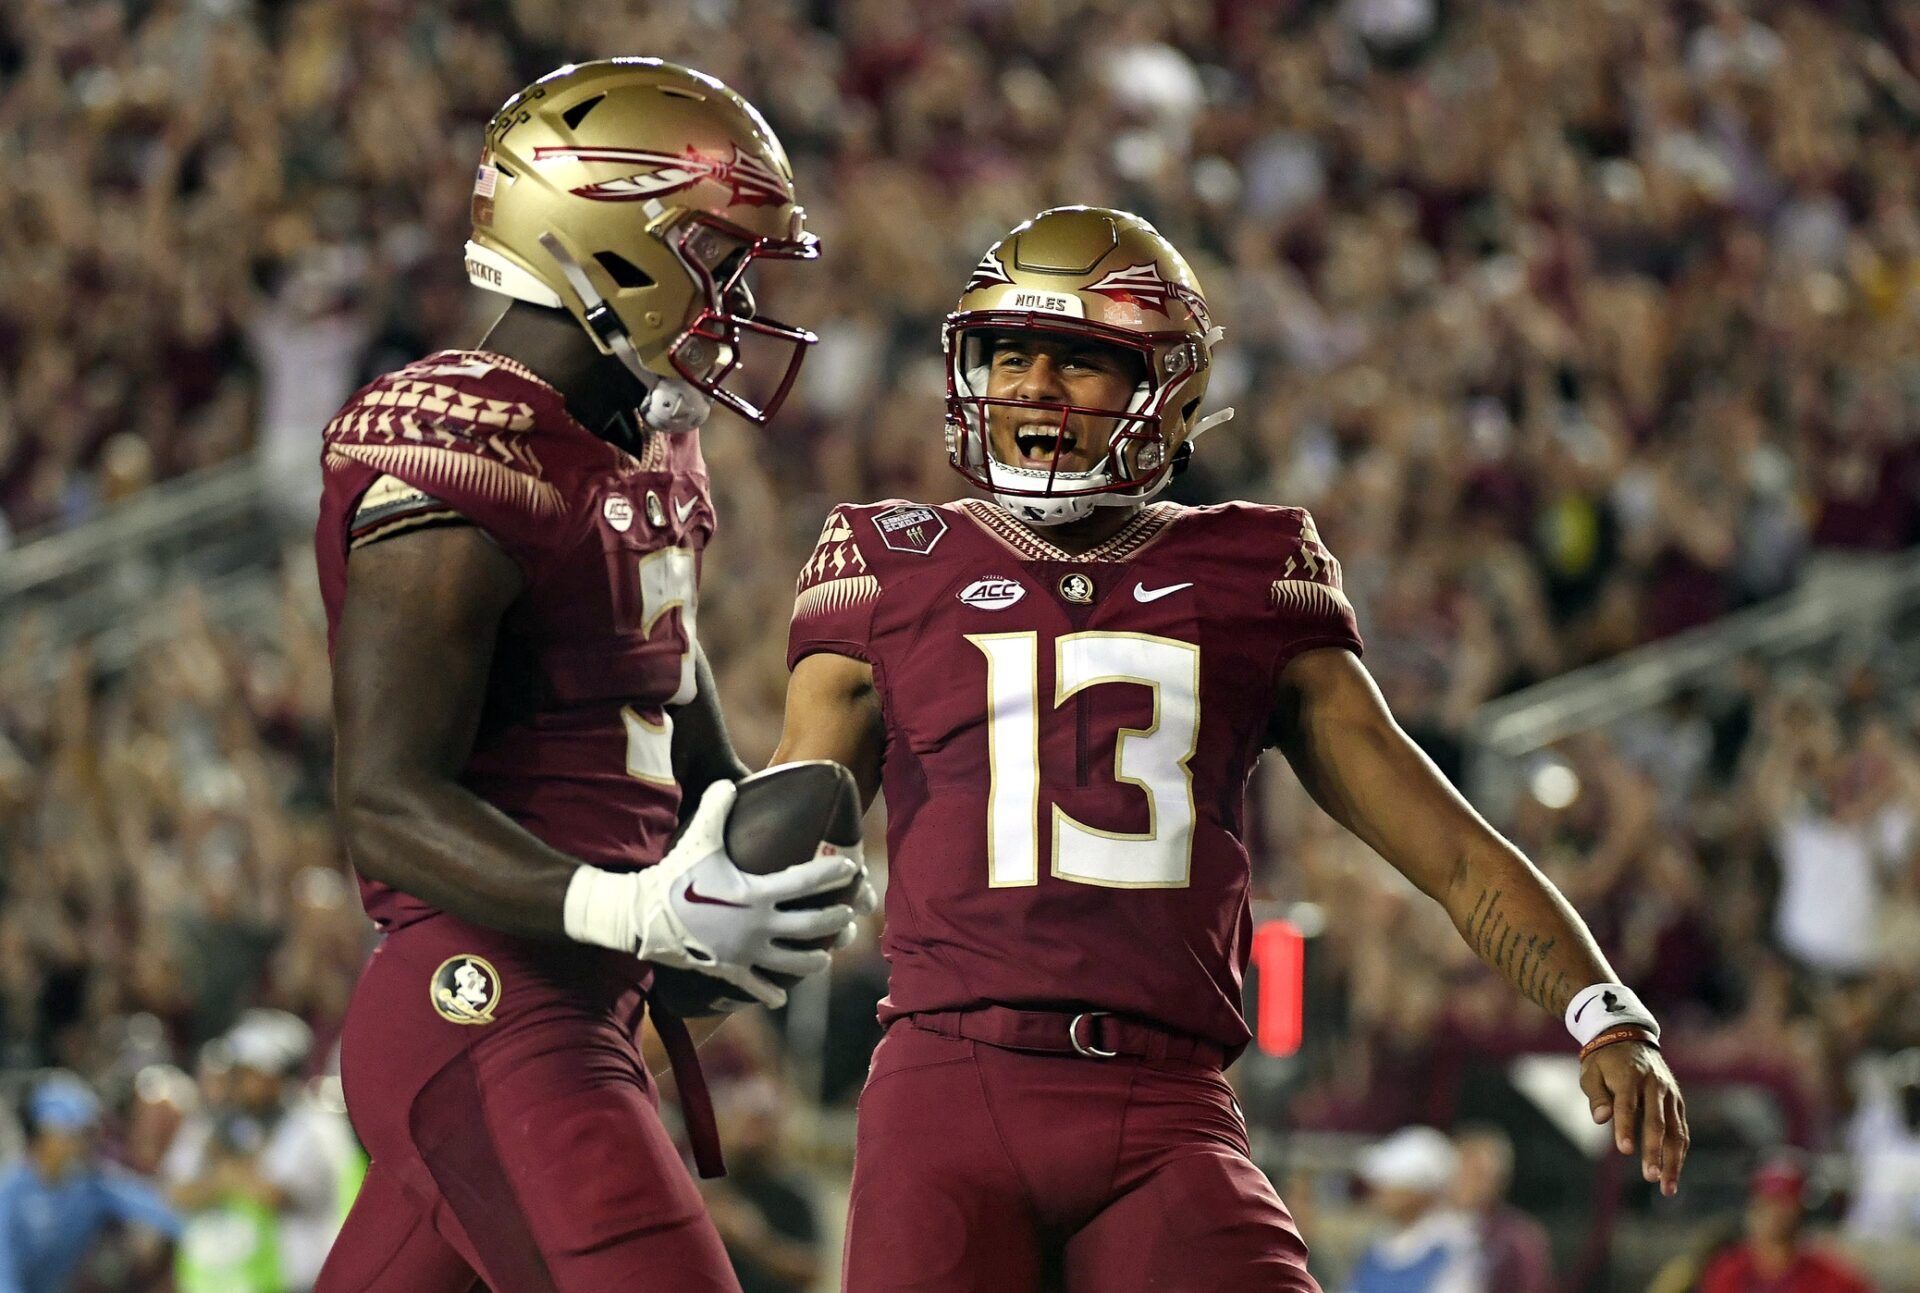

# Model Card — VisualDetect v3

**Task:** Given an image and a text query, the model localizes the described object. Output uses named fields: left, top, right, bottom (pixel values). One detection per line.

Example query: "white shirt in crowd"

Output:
left=1847, top=1057, right=1920, bottom=1241
left=1772, top=805, right=1914, bottom=975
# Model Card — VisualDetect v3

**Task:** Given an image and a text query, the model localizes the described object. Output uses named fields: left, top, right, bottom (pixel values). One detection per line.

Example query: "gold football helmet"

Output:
left=944, top=206, right=1231, bottom=525
left=465, top=59, right=818, bottom=427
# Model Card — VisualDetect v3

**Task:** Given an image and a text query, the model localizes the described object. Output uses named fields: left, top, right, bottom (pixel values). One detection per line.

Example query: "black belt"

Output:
left=905, top=1006, right=1228, bottom=1068
left=646, top=1003, right=724, bottom=1179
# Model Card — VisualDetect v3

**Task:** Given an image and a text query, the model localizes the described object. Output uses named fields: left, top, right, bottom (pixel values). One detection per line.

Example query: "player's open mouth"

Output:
left=1014, top=424, right=1078, bottom=468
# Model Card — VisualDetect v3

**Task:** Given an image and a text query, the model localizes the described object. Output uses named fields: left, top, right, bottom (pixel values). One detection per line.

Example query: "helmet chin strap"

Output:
left=538, top=232, right=713, bottom=435
left=987, top=460, right=1101, bottom=526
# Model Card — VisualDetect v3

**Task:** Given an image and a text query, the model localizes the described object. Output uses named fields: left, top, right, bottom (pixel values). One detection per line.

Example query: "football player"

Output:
left=772, top=207, right=1689, bottom=1291
left=312, top=61, right=867, bottom=1293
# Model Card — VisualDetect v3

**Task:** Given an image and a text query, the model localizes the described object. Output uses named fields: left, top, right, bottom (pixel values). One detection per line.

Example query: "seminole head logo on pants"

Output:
left=430, top=956, right=501, bottom=1025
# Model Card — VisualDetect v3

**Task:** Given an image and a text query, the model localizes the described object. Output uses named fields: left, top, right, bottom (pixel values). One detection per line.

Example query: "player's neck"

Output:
left=1010, top=503, right=1141, bottom=555
left=476, top=302, right=643, bottom=442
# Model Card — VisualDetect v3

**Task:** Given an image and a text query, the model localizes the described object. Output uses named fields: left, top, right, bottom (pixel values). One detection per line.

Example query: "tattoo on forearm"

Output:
left=1465, top=888, right=1574, bottom=1015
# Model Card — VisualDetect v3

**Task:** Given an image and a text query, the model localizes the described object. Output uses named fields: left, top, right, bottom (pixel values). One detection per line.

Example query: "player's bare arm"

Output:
left=671, top=644, right=753, bottom=812
left=770, top=651, right=885, bottom=806
left=334, top=524, right=579, bottom=939
left=1274, top=646, right=1690, bottom=1195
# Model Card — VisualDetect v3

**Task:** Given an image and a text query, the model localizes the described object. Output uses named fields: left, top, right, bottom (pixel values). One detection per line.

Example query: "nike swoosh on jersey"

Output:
left=681, top=880, right=746, bottom=908
left=1133, top=581, right=1193, bottom=603
left=674, top=496, right=698, bottom=524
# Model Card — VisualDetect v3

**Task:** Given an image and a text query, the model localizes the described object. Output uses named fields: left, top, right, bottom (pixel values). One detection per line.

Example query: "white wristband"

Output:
left=564, top=865, right=640, bottom=952
left=1565, top=983, right=1660, bottom=1047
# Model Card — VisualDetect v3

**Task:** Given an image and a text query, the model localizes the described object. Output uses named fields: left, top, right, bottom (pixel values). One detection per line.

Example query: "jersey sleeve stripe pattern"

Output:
left=794, top=575, right=881, bottom=619
left=348, top=378, right=536, bottom=429
left=788, top=507, right=881, bottom=663
left=1270, top=579, right=1353, bottom=616
left=324, top=444, right=564, bottom=517
left=1269, top=514, right=1352, bottom=613
left=322, top=367, right=567, bottom=518
left=792, top=509, right=880, bottom=622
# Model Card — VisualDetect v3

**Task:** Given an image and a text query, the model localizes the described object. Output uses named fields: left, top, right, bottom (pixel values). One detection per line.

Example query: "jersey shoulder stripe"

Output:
left=1263, top=505, right=1349, bottom=612
left=322, top=352, right=567, bottom=518
left=791, top=502, right=910, bottom=620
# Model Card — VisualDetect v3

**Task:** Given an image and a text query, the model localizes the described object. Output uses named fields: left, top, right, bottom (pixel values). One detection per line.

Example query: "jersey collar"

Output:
left=959, top=499, right=1181, bottom=563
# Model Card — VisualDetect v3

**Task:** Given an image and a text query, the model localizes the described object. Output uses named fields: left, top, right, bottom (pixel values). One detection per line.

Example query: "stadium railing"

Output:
left=1458, top=548, right=1920, bottom=1288
left=1467, top=549, right=1920, bottom=812
left=0, top=455, right=287, bottom=670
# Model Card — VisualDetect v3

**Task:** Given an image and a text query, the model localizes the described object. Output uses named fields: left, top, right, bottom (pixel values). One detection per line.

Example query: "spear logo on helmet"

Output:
left=533, top=143, right=791, bottom=207
left=964, top=250, right=1015, bottom=294
left=1084, top=262, right=1178, bottom=315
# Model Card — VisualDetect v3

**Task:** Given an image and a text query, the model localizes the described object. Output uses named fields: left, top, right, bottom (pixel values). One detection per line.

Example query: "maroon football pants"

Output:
left=313, top=916, right=738, bottom=1293
left=842, top=1019, right=1321, bottom=1293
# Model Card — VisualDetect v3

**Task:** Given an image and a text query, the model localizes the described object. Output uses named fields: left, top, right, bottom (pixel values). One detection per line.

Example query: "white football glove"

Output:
left=564, top=780, right=863, bottom=1009
left=833, top=871, right=881, bottom=949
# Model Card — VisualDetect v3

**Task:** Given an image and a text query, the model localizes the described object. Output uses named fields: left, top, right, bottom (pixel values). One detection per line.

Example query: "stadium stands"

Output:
left=3, top=1, right=1918, bottom=1286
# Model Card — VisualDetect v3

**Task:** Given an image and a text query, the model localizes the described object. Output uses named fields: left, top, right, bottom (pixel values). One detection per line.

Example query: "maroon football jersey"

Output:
left=787, top=499, right=1363, bottom=1050
left=316, top=350, right=714, bottom=931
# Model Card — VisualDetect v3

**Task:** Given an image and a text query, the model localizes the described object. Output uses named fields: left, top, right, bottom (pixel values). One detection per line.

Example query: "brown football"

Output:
left=650, top=761, right=863, bottom=1018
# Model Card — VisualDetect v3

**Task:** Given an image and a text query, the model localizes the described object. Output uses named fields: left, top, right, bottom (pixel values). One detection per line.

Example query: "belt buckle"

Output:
left=1069, top=1011, right=1118, bottom=1059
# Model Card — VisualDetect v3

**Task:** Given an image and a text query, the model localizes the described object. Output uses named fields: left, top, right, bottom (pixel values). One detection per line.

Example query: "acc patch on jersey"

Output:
left=873, top=505, right=947, bottom=555
left=430, top=955, right=502, bottom=1025
left=958, top=577, right=1025, bottom=610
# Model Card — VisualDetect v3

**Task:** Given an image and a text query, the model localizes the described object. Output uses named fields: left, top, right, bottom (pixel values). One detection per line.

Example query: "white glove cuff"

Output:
left=1565, top=983, right=1660, bottom=1047
left=564, top=865, right=641, bottom=952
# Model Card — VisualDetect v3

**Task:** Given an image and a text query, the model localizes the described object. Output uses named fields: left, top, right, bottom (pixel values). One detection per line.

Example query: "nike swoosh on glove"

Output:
left=564, top=780, right=861, bottom=1010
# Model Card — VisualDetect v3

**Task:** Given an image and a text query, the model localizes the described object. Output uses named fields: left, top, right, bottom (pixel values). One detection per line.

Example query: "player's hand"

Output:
left=635, top=780, right=861, bottom=1009
left=1580, top=1037, right=1689, bottom=1196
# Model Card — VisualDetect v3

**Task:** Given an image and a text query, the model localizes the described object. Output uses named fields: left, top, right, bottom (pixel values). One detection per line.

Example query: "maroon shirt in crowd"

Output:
left=1698, top=1245, right=1874, bottom=1293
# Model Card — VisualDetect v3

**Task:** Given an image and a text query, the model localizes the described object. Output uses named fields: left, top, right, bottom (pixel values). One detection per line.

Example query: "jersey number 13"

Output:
left=968, top=631, right=1199, bottom=890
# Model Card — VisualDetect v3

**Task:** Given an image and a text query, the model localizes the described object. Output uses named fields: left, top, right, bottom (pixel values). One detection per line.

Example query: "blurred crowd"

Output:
left=0, top=569, right=354, bottom=1288
left=1328, top=1127, right=1878, bottom=1292
left=0, top=575, right=346, bottom=1082
left=5, top=0, right=1920, bottom=1287
left=1267, top=646, right=1920, bottom=1274
left=4, top=0, right=1919, bottom=704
